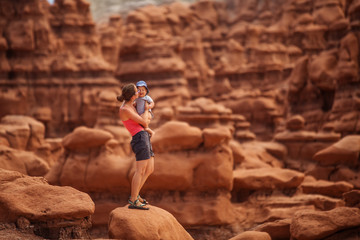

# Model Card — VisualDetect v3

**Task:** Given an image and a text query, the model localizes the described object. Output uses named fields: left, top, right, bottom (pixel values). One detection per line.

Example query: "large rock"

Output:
left=55, top=140, right=133, bottom=192
left=313, top=135, right=360, bottom=167
left=0, top=145, right=49, bottom=176
left=290, top=207, right=360, bottom=240
left=0, top=169, right=94, bottom=239
left=108, top=205, right=193, bottom=240
left=251, top=218, right=291, bottom=240
left=140, top=152, right=200, bottom=191
left=233, top=168, right=304, bottom=190
left=0, top=169, right=94, bottom=223
left=300, top=176, right=353, bottom=198
left=0, top=123, right=30, bottom=150
left=286, top=115, right=305, bottom=131
left=62, top=126, right=113, bottom=150
left=0, top=115, right=51, bottom=165
left=203, top=126, right=232, bottom=148
left=229, top=231, right=271, bottom=240
left=152, top=121, right=203, bottom=153
left=0, top=115, right=45, bottom=151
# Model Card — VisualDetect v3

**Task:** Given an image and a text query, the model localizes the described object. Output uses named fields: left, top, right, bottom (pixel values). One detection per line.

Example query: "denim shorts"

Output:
left=130, top=131, right=154, bottom=161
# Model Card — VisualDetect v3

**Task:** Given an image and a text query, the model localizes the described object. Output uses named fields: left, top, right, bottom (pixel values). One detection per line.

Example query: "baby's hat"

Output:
left=136, top=80, right=149, bottom=94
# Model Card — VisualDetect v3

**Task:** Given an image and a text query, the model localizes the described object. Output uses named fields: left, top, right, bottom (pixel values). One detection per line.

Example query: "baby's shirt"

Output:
left=135, top=95, right=154, bottom=115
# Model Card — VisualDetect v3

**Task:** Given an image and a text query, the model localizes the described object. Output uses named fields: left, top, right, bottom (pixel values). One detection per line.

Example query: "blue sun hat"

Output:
left=136, top=80, right=149, bottom=95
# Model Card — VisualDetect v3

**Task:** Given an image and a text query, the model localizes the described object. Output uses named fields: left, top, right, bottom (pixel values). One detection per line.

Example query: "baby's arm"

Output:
left=146, top=95, right=155, bottom=109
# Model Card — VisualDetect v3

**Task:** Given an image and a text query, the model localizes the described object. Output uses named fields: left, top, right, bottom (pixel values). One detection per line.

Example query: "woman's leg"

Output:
left=130, top=159, right=149, bottom=204
left=139, top=156, right=154, bottom=190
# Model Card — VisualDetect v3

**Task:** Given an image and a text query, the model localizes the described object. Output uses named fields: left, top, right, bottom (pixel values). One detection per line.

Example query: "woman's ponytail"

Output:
left=117, top=95, right=125, bottom=102
left=117, top=83, right=136, bottom=102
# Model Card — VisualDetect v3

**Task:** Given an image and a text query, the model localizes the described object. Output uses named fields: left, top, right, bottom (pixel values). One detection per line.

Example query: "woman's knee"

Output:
left=146, top=158, right=154, bottom=175
left=136, top=161, right=148, bottom=175
left=146, top=165, right=154, bottom=175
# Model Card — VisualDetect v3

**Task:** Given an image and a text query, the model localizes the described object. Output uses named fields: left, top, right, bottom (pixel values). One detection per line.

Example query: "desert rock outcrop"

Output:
left=45, top=122, right=236, bottom=227
left=290, top=207, right=360, bottom=240
left=0, top=168, right=94, bottom=239
left=108, top=205, right=193, bottom=240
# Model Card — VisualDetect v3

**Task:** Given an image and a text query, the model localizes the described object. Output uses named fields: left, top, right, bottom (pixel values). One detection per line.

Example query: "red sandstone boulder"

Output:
left=0, top=145, right=49, bottom=176
left=54, top=141, right=133, bottom=192
left=290, top=207, right=360, bottom=240
left=62, top=126, right=113, bottom=150
left=229, top=231, right=271, bottom=240
left=233, top=168, right=304, bottom=190
left=0, top=115, right=59, bottom=175
left=139, top=152, right=200, bottom=191
left=252, top=218, right=291, bottom=240
left=203, top=126, right=232, bottom=148
left=0, top=169, right=94, bottom=222
left=0, top=115, right=46, bottom=151
left=300, top=176, right=353, bottom=198
left=0, top=123, right=30, bottom=150
left=138, top=142, right=233, bottom=192
left=152, top=121, right=203, bottom=153
left=0, top=169, right=94, bottom=239
left=286, top=115, right=305, bottom=131
left=313, top=135, right=360, bottom=167
left=108, top=205, right=193, bottom=240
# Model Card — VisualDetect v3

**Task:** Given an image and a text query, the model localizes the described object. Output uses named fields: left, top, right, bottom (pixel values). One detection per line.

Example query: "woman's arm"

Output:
left=122, top=104, right=150, bottom=127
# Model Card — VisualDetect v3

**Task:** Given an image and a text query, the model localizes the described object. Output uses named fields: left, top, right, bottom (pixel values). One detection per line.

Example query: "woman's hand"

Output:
left=144, top=101, right=150, bottom=110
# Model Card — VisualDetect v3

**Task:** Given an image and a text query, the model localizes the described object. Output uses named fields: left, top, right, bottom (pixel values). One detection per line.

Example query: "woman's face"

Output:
left=133, top=86, right=139, bottom=99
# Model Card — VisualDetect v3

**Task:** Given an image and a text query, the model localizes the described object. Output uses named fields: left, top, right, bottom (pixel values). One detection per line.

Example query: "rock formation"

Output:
left=45, top=121, right=236, bottom=228
left=0, top=0, right=360, bottom=239
left=108, top=205, right=194, bottom=240
left=0, top=168, right=94, bottom=239
left=0, top=0, right=119, bottom=137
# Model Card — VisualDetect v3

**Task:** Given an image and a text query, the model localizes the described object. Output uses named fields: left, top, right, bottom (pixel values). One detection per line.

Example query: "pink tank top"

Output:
left=122, top=119, right=144, bottom=136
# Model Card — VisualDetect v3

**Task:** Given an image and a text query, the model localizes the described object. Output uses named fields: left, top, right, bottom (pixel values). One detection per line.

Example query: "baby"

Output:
left=134, top=80, right=155, bottom=137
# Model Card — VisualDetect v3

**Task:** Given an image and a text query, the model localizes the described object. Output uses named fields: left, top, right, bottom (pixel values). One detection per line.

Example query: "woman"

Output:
left=117, top=83, right=154, bottom=210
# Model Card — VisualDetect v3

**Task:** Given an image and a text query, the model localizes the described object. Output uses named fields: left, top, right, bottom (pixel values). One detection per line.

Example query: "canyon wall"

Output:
left=1, top=0, right=359, bottom=140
